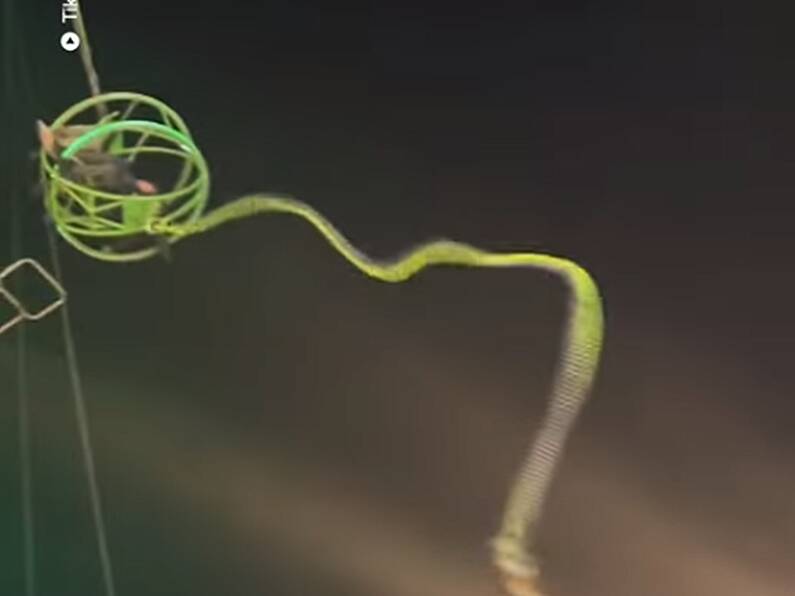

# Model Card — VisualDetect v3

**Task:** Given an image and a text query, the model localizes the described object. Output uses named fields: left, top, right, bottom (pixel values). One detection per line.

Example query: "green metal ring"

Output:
left=41, top=92, right=211, bottom=262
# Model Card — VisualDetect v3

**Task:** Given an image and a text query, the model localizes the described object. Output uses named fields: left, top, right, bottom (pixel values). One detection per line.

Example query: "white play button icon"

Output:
left=60, top=32, right=81, bottom=52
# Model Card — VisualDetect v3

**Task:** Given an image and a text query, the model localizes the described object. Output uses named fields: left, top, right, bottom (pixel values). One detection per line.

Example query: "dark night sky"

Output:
left=2, top=2, right=795, bottom=595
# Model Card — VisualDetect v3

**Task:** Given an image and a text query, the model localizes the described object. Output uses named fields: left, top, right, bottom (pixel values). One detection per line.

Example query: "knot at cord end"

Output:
left=491, top=535, right=544, bottom=595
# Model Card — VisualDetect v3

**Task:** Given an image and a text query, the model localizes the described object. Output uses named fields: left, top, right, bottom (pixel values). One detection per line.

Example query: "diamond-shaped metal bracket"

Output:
left=0, top=258, right=67, bottom=335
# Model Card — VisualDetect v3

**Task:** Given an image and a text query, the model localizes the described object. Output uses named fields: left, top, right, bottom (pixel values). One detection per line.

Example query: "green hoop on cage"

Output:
left=39, top=91, right=210, bottom=263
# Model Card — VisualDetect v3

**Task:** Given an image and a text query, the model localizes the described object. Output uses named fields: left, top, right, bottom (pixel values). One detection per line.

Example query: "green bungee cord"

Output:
left=40, top=5, right=605, bottom=594
left=157, top=194, right=604, bottom=596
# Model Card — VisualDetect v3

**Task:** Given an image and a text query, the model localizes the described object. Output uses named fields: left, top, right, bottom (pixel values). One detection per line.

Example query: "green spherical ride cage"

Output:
left=39, top=92, right=210, bottom=262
